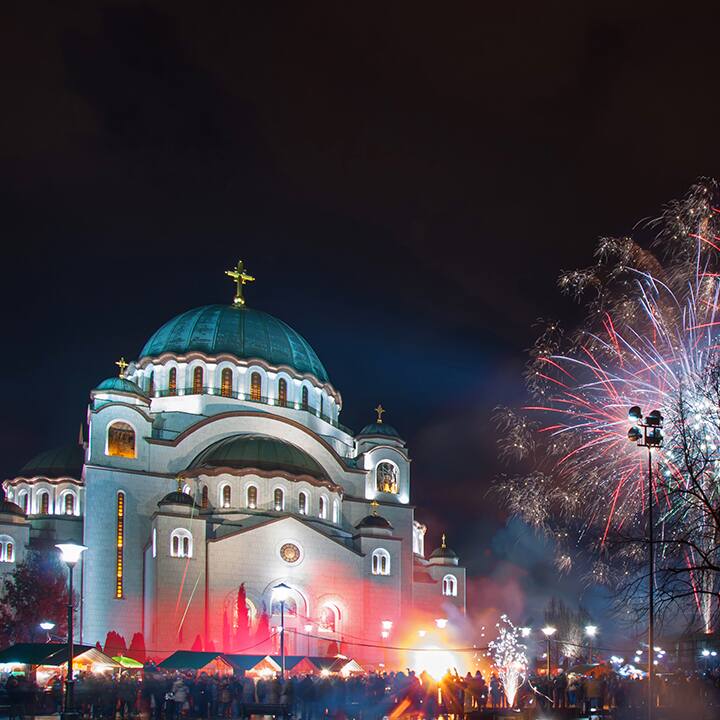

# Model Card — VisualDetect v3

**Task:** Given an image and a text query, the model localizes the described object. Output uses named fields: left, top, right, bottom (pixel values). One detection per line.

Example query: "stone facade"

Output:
left=2, top=293, right=466, bottom=664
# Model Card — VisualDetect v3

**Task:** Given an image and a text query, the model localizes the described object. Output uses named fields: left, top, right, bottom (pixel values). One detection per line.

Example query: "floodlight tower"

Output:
left=628, top=406, right=664, bottom=720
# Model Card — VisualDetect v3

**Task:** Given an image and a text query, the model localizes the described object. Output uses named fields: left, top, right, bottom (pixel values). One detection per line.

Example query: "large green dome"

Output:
left=189, top=434, right=328, bottom=480
left=139, top=305, right=329, bottom=383
left=20, top=444, right=85, bottom=479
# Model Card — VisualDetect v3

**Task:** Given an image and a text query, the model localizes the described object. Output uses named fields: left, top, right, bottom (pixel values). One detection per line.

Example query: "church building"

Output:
left=1, top=262, right=465, bottom=663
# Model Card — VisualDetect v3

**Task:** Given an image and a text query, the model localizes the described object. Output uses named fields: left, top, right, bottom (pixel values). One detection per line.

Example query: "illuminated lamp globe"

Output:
left=55, top=543, right=87, bottom=566
left=628, top=406, right=643, bottom=422
left=541, top=625, right=557, bottom=637
left=272, top=582, right=291, bottom=603
left=585, top=625, right=598, bottom=637
left=40, top=621, right=55, bottom=631
left=627, top=427, right=642, bottom=443
left=702, top=649, right=710, bottom=657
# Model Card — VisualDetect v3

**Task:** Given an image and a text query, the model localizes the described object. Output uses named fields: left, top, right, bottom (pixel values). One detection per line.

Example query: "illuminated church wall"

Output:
left=2, top=269, right=466, bottom=661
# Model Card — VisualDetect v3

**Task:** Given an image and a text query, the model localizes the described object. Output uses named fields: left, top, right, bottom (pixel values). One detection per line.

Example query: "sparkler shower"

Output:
left=496, top=179, right=720, bottom=633
left=488, top=615, right=527, bottom=707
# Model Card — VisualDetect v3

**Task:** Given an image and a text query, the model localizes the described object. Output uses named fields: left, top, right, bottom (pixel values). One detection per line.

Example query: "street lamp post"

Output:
left=304, top=623, right=313, bottom=657
left=541, top=626, right=556, bottom=680
left=55, top=543, right=87, bottom=720
left=273, top=583, right=291, bottom=679
left=628, top=406, right=664, bottom=720
left=40, top=621, right=56, bottom=643
left=585, top=625, right=598, bottom=663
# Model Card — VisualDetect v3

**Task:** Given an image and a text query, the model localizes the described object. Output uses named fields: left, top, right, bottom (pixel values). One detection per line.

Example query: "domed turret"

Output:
left=357, top=405, right=403, bottom=446
left=158, top=490, right=195, bottom=508
left=95, top=376, right=148, bottom=398
left=429, top=533, right=459, bottom=566
left=0, top=486, right=25, bottom=520
left=355, top=501, right=393, bottom=535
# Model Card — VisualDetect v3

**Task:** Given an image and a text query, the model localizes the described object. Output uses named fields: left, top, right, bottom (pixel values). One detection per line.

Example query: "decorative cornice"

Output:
left=89, top=401, right=154, bottom=422
left=146, top=410, right=365, bottom=475
left=133, top=351, right=342, bottom=404
left=179, top=465, right=343, bottom=494
left=90, top=389, right=150, bottom=406
left=5, top=476, right=84, bottom=486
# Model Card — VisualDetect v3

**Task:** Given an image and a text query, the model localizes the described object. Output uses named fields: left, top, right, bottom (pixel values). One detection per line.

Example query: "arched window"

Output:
left=221, top=484, right=231, bottom=508
left=319, top=496, right=327, bottom=519
left=278, top=378, right=288, bottom=407
left=192, top=366, right=204, bottom=394
left=168, top=367, right=177, bottom=396
left=319, top=604, right=340, bottom=633
left=442, top=574, right=458, bottom=597
left=376, top=462, right=399, bottom=494
left=201, top=485, right=209, bottom=509
left=247, top=485, right=257, bottom=509
left=0, top=535, right=15, bottom=563
left=298, top=491, right=308, bottom=515
left=301, top=386, right=309, bottom=411
left=371, top=548, right=391, bottom=576
left=332, top=499, right=339, bottom=524
left=250, top=372, right=262, bottom=402
left=221, top=368, right=233, bottom=398
left=107, top=422, right=136, bottom=458
left=152, top=527, right=157, bottom=558
left=274, top=488, right=284, bottom=511
left=170, top=528, right=193, bottom=558
left=116, top=491, right=125, bottom=598
left=38, top=491, right=50, bottom=515
left=18, top=491, right=29, bottom=515
left=64, top=492, right=75, bottom=515
left=147, top=371, right=155, bottom=397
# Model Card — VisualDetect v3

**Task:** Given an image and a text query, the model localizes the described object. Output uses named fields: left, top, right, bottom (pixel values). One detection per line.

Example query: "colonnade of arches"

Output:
left=8, top=485, right=81, bottom=516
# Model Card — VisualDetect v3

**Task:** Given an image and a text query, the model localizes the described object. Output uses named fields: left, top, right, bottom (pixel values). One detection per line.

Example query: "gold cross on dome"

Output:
left=370, top=499, right=380, bottom=516
left=225, top=259, right=255, bottom=307
left=115, top=357, right=129, bottom=377
left=441, top=532, right=447, bottom=549
left=374, top=404, right=386, bottom=424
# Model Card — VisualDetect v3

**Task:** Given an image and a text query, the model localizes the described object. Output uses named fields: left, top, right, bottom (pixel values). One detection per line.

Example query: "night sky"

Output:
left=3, top=2, right=720, bottom=631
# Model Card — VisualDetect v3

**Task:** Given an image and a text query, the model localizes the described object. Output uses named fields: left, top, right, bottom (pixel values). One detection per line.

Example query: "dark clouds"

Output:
left=2, top=1, right=720, bottom=625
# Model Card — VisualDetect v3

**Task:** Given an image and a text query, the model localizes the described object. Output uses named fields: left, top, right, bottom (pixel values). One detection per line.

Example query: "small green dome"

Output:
left=139, top=305, right=329, bottom=383
left=96, top=377, right=148, bottom=397
left=190, top=434, right=327, bottom=480
left=0, top=487, right=25, bottom=517
left=158, top=491, right=195, bottom=507
left=20, top=444, right=84, bottom=479
left=356, top=514, right=393, bottom=530
left=358, top=422, right=402, bottom=439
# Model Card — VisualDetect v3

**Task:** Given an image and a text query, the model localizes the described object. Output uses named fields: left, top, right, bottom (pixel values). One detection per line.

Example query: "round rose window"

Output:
left=280, top=542, right=301, bottom=564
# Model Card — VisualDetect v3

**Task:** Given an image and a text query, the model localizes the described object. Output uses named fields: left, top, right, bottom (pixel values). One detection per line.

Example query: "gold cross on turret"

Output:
left=374, top=404, right=386, bottom=424
left=441, top=532, right=447, bottom=549
left=225, top=259, right=255, bottom=307
left=115, top=357, right=129, bottom=377
left=370, top=499, right=380, bottom=516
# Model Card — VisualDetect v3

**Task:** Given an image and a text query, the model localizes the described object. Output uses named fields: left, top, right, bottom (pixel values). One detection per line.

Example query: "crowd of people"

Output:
left=1, top=665, right=719, bottom=719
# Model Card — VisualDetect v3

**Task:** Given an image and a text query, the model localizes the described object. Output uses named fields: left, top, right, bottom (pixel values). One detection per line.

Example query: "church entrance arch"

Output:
left=222, top=587, right=258, bottom=653
left=265, top=583, right=307, bottom=657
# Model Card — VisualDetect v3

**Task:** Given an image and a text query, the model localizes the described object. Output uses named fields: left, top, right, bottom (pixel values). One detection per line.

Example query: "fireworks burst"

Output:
left=488, top=615, right=528, bottom=707
left=497, top=179, right=720, bottom=632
